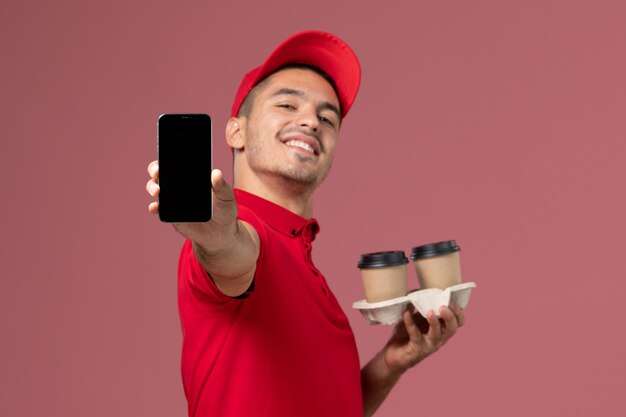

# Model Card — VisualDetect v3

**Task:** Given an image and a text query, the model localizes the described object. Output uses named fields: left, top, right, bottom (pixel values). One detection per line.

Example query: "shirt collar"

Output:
left=234, top=189, right=320, bottom=241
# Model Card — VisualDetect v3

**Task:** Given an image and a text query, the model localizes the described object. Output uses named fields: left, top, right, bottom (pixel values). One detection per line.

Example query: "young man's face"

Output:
left=238, top=67, right=342, bottom=190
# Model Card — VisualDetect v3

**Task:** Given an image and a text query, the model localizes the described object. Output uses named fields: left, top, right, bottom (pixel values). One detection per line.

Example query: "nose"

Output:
left=295, top=106, right=319, bottom=131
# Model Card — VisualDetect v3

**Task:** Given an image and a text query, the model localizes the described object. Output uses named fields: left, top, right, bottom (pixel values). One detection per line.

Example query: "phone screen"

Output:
left=158, top=114, right=212, bottom=223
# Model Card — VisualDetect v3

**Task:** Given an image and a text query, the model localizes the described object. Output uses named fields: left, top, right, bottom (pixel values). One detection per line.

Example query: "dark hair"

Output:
left=237, top=63, right=340, bottom=118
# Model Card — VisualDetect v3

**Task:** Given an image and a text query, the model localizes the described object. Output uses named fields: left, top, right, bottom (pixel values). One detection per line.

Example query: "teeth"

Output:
left=285, top=140, right=315, bottom=154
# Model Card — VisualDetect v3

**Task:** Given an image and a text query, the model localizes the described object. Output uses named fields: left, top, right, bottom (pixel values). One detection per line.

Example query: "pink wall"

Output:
left=1, top=1, right=625, bottom=416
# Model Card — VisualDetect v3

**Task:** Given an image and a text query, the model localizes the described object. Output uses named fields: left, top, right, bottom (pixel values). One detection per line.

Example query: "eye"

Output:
left=277, top=103, right=296, bottom=110
left=319, top=115, right=336, bottom=128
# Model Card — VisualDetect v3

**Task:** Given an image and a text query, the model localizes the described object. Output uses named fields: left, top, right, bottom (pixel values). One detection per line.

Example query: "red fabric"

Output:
left=230, top=30, right=361, bottom=118
left=178, top=189, right=363, bottom=417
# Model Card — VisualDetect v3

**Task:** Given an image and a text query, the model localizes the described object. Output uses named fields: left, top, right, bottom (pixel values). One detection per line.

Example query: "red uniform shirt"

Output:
left=178, top=189, right=362, bottom=417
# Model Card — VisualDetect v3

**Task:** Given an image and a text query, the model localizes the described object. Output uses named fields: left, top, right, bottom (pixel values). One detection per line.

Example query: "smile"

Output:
left=284, top=139, right=317, bottom=155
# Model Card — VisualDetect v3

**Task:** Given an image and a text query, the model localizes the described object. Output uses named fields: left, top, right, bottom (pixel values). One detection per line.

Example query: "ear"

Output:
left=226, top=117, right=245, bottom=150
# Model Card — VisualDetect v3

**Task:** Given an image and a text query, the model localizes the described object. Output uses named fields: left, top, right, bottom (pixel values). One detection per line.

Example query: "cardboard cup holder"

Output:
left=352, top=282, right=477, bottom=325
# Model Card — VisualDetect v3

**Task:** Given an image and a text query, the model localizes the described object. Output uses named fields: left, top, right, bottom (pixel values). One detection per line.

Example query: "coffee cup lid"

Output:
left=410, top=240, right=460, bottom=260
left=357, top=251, right=408, bottom=269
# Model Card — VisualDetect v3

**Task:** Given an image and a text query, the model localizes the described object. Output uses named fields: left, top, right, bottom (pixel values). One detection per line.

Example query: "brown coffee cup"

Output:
left=410, top=241, right=462, bottom=290
left=357, top=251, right=408, bottom=303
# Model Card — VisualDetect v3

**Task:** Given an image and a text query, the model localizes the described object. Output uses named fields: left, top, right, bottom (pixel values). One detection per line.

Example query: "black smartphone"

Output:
left=157, top=113, right=212, bottom=223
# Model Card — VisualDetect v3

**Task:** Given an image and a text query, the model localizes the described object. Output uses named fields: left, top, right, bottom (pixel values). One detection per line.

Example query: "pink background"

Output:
left=1, top=1, right=625, bottom=416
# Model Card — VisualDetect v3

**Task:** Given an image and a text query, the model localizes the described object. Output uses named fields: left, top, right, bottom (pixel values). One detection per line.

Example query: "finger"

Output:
left=148, top=160, right=159, bottom=179
left=402, top=309, right=421, bottom=342
left=146, top=180, right=160, bottom=197
left=451, top=303, right=465, bottom=327
left=412, top=310, right=431, bottom=334
left=148, top=201, right=159, bottom=214
left=211, top=169, right=235, bottom=202
left=439, top=305, right=459, bottom=337
left=426, top=310, right=442, bottom=341
left=210, top=169, right=238, bottom=226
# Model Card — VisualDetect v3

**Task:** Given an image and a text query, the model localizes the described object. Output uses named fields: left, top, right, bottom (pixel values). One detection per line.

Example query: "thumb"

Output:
left=211, top=169, right=237, bottom=225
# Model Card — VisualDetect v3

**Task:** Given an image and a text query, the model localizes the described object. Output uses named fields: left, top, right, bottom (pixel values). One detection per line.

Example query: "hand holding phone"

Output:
left=147, top=120, right=259, bottom=295
left=157, top=114, right=212, bottom=223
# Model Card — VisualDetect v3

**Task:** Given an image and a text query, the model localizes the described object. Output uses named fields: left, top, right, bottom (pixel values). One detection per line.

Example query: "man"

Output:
left=146, top=31, right=465, bottom=417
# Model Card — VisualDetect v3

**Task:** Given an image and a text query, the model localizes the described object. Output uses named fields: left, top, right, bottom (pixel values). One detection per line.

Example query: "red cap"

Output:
left=230, top=30, right=361, bottom=119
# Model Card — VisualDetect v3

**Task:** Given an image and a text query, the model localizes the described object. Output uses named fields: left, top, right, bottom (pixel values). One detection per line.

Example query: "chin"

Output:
left=277, top=169, right=322, bottom=190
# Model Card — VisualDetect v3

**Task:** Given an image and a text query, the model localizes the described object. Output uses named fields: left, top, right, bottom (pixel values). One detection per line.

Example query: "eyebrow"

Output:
left=270, top=88, right=341, bottom=121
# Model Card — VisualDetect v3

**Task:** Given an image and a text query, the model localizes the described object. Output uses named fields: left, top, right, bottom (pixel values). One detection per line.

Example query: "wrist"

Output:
left=382, top=339, right=428, bottom=376
left=380, top=348, right=405, bottom=382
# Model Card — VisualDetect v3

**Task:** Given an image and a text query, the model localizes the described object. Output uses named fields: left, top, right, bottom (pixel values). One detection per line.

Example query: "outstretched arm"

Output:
left=146, top=161, right=260, bottom=296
